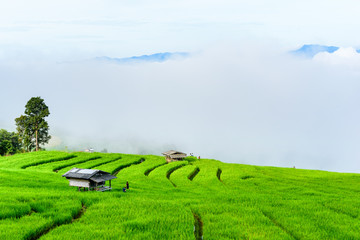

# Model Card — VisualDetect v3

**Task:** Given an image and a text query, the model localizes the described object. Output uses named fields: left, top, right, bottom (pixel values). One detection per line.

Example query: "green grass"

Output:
left=0, top=151, right=360, bottom=239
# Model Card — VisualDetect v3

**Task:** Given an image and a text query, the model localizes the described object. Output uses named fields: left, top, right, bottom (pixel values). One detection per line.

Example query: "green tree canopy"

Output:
left=0, top=129, right=21, bottom=156
left=15, top=97, right=51, bottom=152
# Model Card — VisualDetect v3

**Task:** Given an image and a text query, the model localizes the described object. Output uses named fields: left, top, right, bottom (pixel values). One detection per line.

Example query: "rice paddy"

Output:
left=0, top=151, right=360, bottom=239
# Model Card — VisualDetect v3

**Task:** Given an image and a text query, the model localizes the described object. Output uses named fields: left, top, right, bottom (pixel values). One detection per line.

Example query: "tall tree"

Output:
left=15, top=97, right=51, bottom=152
left=15, top=115, right=33, bottom=152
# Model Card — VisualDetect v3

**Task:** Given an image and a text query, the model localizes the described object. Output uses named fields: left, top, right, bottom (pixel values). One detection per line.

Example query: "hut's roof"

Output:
left=62, top=168, right=117, bottom=183
left=162, top=150, right=187, bottom=159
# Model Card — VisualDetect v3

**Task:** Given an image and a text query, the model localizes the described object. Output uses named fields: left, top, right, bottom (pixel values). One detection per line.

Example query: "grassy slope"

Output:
left=0, top=152, right=360, bottom=240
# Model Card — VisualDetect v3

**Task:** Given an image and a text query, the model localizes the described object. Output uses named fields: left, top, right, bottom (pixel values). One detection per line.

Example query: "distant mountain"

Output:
left=95, top=52, right=190, bottom=64
left=291, top=44, right=339, bottom=58
left=292, top=44, right=360, bottom=58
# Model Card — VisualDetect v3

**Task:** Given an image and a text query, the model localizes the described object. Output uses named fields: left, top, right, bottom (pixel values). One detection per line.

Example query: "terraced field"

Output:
left=1, top=151, right=360, bottom=239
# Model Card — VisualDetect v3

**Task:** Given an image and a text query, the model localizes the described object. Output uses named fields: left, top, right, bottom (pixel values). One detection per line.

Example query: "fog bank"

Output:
left=2, top=44, right=360, bottom=173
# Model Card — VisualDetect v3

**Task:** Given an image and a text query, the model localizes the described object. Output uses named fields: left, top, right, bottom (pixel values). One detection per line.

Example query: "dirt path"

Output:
left=112, top=158, right=145, bottom=176
left=260, top=210, right=298, bottom=240
left=166, top=164, right=187, bottom=187
left=144, top=163, right=167, bottom=176
left=188, top=167, right=200, bottom=181
left=216, top=168, right=223, bottom=183
left=28, top=203, right=87, bottom=240
left=192, top=210, right=203, bottom=240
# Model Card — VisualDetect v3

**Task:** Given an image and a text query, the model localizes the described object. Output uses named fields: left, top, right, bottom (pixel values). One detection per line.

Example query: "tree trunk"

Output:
left=35, top=130, right=38, bottom=151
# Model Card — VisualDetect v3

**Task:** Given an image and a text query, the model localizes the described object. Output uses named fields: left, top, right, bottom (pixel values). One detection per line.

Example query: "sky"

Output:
left=1, top=1, right=360, bottom=173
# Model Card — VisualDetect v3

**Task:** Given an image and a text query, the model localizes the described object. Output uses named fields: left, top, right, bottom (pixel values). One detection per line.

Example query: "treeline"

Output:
left=0, top=96, right=51, bottom=156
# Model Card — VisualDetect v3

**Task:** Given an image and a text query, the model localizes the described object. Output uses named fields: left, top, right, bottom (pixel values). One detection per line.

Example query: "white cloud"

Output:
left=1, top=1, right=360, bottom=173
left=2, top=43, right=360, bottom=173
left=313, top=47, right=360, bottom=69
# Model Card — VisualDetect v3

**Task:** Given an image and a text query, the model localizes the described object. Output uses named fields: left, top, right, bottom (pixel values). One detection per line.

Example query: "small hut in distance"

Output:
left=62, top=168, right=116, bottom=191
left=162, top=150, right=187, bottom=163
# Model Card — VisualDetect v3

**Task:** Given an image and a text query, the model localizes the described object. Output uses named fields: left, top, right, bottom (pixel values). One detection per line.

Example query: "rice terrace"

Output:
left=1, top=151, right=360, bottom=239
left=2, top=1, right=360, bottom=239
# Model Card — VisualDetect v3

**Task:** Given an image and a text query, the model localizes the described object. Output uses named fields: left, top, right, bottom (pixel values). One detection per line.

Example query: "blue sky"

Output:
left=1, top=1, right=360, bottom=173
left=0, top=0, right=359, bottom=59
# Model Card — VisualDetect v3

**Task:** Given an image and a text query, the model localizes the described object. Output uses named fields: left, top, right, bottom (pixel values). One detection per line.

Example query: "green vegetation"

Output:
left=0, top=129, right=21, bottom=156
left=15, top=96, right=51, bottom=152
left=1, top=151, right=360, bottom=239
left=0, top=96, right=52, bottom=156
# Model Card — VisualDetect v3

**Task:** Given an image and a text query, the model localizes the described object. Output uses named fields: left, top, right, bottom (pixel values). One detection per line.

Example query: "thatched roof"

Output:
left=62, top=168, right=116, bottom=183
left=162, top=150, right=187, bottom=159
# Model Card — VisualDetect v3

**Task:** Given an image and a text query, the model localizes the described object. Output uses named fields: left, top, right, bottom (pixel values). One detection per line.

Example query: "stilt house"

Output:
left=62, top=168, right=116, bottom=191
left=162, top=150, right=187, bottom=163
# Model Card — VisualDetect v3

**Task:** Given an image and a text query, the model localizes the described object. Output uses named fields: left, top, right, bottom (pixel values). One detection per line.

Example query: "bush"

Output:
left=0, top=129, right=22, bottom=156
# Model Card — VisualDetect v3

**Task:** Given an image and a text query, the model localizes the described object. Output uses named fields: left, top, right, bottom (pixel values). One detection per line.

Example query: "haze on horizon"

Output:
left=1, top=0, right=360, bottom=173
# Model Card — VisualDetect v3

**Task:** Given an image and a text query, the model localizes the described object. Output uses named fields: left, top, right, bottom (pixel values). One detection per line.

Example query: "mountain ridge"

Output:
left=292, top=44, right=360, bottom=58
left=95, top=52, right=190, bottom=64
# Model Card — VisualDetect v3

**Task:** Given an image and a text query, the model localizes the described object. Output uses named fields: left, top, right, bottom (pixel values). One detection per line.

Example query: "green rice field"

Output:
left=0, top=151, right=360, bottom=239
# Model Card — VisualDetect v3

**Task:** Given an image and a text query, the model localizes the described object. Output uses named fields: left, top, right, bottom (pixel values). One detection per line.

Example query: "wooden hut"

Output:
left=162, top=150, right=187, bottom=163
left=62, top=168, right=116, bottom=191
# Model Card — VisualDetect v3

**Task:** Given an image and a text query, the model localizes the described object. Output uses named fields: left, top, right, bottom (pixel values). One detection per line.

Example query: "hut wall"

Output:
left=166, top=156, right=179, bottom=163
left=69, top=178, right=90, bottom=188
left=90, top=181, right=105, bottom=188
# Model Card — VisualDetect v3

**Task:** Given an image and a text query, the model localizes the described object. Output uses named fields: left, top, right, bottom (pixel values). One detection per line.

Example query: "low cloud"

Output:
left=313, top=47, right=360, bottom=69
left=2, top=43, right=360, bottom=173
